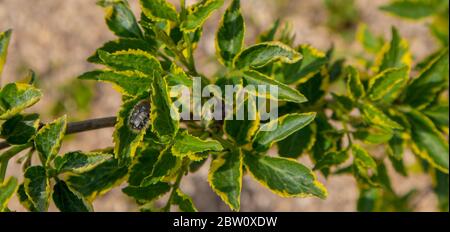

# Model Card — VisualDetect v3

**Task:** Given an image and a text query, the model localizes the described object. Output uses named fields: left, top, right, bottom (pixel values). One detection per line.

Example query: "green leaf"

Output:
left=0, top=177, right=18, bottom=212
left=278, top=124, right=316, bottom=158
left=141, top=147, right=181, bottom=185
left=79, top=70, right=152, bottom=96
left=357, top=188, right=379, bottom=212
left=166, top=64, right=193, bottom=87
left=34, top=115, right=67, bottom=165
left=54, top=151, right=112, bottom=174
left=352, top=144, right=379, bottom=187
left=258, top=19, right=280, bottom=42
left=407, top=110, right=449, bottom=173
left=122, top=182, right=171, bottom=202
left=368, top=66, right=409, bottom=103
left=405, top=48, right=449, bottom=109
left=346, top=66, right=365, bottom=100
left=281, top=45, right=328, bottom=84
left=98, top=49, right=162, bottom=75
left=24, top=166, right=50, bottom=212
left=172, top=131, right=223, bottom=159
left=380, top=0, right=444, bottom=19
left=360, top=103, right=403, bottom=130
left=150, top=72, right=179, bottom=143
left=0, top=83, right=42, bottom=120
left=253, top=113, right=316, bottom=151
left=1, top=114, right=40, bottom=145
left=388, top=134, right=405, bottom=160
left=140, top=0, right=178, bottom=22
left=114, top=93, right=150, bottom=163
left=17, top=183, right=37, bottom=212
left=181, top=0, right=224, bottom=32
left=356, top=23, right=384, bottom=53
left=429, top=8, right=449, bottom=46
left=243, top=70, right=307, bottom=103
left=244, top=152, right=327, bottom=199
left=98, top=0, right=143, bottom=38
left=0, top=29, right=12, bottom=79
left=216, top=0, right=245, bottom=66
left=173, top=189, right=198, bottom=212
left=433, top=169, right=449, bottom=211
left=353, top=126, right=393, bottom=144
left=224, top=97, right=260, bottom=146
left=388, top=153, right=408, bottom=177
left=296, top=72, right=327, bottom=106
left=234, top=42, right=302, bottom=69
left=208, top=148, right=242, bottom=211
left=314, top=150, right=349, bottom=170
left=53, top=180, right=93, bottom=212
left=424, top=103, right=449, bottom=129
left=128, top=146, right=160, bottom=186
left=375, top=27, right=411, bottom=72
left=67, top=159, right=128, bottom=200
left=87, top=38, right=156, bottom=64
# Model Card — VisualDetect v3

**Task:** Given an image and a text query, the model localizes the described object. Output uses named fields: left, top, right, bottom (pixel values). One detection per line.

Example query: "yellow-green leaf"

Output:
left=243, top=70, right=307, bottom=103
left=24, top=166, right=51, bottom=212
left=0, top=29, right=12, bottom=79
left=173, top=189, right=198, bottom=212
left=346, top=66, right=365, bottom=100
left=0, top=114, right=40, bottom=145
left=54, top=151, right=113, bottom=174
left=253, top=113, right=316, bottom=151
left=181, top=0, right=224, bottom=32
left=0, top=177, right=18, bottom=212
left=98, top=49, right=162, bottom=75
left=79, top=70, right=152, bottom=96
left=281, top=44, right=327, bottom=84
left=234, top=42, right=302, bottom=69
left=53, top=180, right=93, bottom=212
left=122, top=181, right=171, bottom=202
left=374, top=27, right=411, bottom=73
left=368, top=66, right=409, bottom=103
left=405, top=48, right=449, bottom=109
left=34, top=115, right=67, bottom=166
left=172, top=131, right=223, bottom=159
left=140, top=0, right=178, bottom=22
left=380, top=0, right=445, bottom=19
left=208, top=148, right=242, bottom=211
left=360, top=103, right=403, bottom=130
left=67, top=159, right=128, bottom=200
left=142, top=146, right=181, bottom=185
left=407, top=110, right=449, bottom=173
left=98, top=0, right=143, bottom=38
left=150, top=73, right=179, bottom=143
left=0, top=83, right=42, bottom=120
left=356, top=23, right=384, bottom=54
left=352, top=144, right=379, bottom=187
left=216, top=0, right=245, bottom=65
left=244, top=152, right=327, bottom=199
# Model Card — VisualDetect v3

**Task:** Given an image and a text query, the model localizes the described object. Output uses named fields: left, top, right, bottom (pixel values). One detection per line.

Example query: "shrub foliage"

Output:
left=0, top=0, right=448, bottom=212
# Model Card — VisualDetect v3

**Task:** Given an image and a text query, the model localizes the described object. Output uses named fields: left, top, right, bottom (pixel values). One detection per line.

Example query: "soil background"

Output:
left=0, top=0, right=440, bottom=211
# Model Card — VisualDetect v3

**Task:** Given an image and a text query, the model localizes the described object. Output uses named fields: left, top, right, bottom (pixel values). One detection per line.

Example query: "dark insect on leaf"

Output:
left=128, top=100, right=150, bottom=132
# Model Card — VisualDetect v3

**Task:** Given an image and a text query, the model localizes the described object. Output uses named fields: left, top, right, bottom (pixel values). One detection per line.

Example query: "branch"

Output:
left=0, top=116, right=117, bottom=151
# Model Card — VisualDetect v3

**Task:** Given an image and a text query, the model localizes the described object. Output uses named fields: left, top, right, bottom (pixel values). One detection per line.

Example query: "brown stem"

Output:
left=0, top=116, right=117, bottom=151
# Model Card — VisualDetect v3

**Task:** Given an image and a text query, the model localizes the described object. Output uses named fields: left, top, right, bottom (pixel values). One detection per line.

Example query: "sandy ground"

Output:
left=0, top=0, right=440, bottom=211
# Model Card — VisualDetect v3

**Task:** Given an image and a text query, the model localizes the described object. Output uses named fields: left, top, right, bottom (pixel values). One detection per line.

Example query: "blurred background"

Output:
left=0, top=0, right=445, bottom=211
